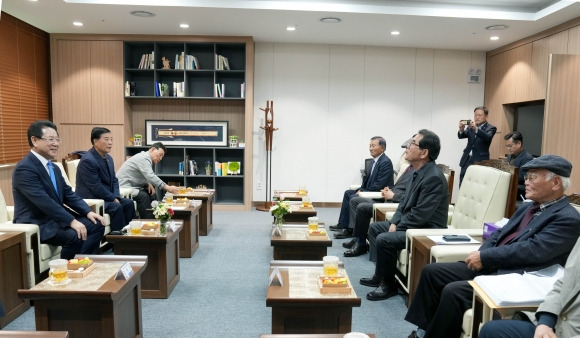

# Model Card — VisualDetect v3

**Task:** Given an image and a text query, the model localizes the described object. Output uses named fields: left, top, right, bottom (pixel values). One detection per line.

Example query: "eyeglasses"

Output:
left=505, top=143, right=515, bottom=149
left=38, top=137, right=62, bottom=144
left=524, top=173, right=541, bottom=182
left=407, top=141, right=421, bottom=148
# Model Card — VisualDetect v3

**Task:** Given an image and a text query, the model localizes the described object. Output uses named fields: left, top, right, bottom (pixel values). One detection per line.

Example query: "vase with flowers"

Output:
left=269, top=200, right=292, bottom=236
left=151, top=200, right=174, bottom=235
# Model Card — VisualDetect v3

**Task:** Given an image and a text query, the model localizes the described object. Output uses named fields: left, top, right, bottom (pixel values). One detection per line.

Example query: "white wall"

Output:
left=253, top=42, right=485, bottom=203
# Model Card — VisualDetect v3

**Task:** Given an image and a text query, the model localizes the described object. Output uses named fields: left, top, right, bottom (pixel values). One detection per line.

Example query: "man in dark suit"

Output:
left=13, top=120, right=106, bottom=259
left=330, top=136, right=394, bottom=237
left=360, top=130, right=449, bottom=301
left=458, top=106, right=497, bottom=185
left=504, top=131, right=534, bottom=200
left=405, top=155, right=580, bottom=338
left=75, top=127, right=136, bottom=231
left=340, top=138, right=415, bottom=256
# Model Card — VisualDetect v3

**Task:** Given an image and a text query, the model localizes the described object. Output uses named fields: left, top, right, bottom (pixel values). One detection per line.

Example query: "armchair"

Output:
left=0, top=187, right=60, bottom=286
left=396, top=163, right=514, bottom=294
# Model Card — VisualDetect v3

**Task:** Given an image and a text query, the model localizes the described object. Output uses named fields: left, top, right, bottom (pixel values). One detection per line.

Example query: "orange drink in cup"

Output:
left=308, top=216, right=319, bottom=231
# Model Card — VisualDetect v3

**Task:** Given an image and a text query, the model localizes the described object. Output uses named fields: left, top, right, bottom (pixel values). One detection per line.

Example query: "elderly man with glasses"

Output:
left=360, top=129, right=449, bottom=301
left=12, top=120, right=106, bottom=259
left=405, top=154, right=580, bottom=338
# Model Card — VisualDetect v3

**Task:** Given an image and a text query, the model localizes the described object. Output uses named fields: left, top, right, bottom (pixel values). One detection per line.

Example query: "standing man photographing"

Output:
left=458, top=106, right=497, bottom=185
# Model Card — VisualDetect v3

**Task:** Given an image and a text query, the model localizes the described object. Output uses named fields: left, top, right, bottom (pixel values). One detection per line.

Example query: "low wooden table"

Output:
left=171, top=202, right=201, bottom=258
left=0, top=332, right=69, bottom=337
left=267, top=261, right=361, bottom=334
left=18, top=255, right=147, bottom=338
left=106, top=221, right=182, bottom=298
left=273, top=190, right=309, bottom=201
left=271, top=226, right=331, bottom=260
left=174, top=190, right=214, bottom=235
left=276, top=204, right=317, bottom=223
left=468, top=280, right=538, bottom=338
left=0, top=231, right=30, bottom=329
left=407, top=236, right=482, bottom=305
left=375, top=208, right=387, bottom=222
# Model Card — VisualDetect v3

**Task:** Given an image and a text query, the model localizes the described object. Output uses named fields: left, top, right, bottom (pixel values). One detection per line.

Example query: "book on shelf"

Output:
left=173, top=82, right=185, bottom=97
left=214, top=83, right=225, bottom=98
left=215, top=54, right=230, bottom=70
left=150, top=51, right=155, bottom=69
left=473, top=264, right=564, bottom=307
left=241, top=82, right=245, bottom=98
left=138, top=51, right=154, bottom=69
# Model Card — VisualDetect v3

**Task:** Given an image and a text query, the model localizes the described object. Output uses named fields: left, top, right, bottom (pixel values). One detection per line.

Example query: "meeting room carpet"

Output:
left=2, top=207, right=415, bottom=337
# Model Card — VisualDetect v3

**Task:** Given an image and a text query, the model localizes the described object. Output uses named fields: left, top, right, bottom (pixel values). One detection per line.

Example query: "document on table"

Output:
left=427, top=234, right=480, bottom=245
left=473, top=264, right=564, bottom=306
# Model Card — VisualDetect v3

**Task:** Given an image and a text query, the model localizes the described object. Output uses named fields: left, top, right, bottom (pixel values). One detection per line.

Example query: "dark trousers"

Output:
left=405, top=262, right=478, bottom=338
left=348, top=196, right=373, bottom=229
left=337, top=189, right=357, bottom=227
left=372, top=228, right=406, bottom=282
left=105, top=198, right=136, bottom=231
left=43, top=217, right=105, bottom=259
left=478, top=319, right=535, bottom=338
left=134, top=189, right=156, bottom=219
left=459, top=157, right=474, bottom=186
left=353, top=202, right=374, bottom=239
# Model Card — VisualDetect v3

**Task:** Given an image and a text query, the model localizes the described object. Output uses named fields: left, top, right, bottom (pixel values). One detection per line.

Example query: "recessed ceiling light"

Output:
left=486, top=25, right=509, bottom=31
left=490, top=36, right=500, bottom=41
left=130, top=10, right=156, bottom=18
left=286, top=26, right=297, bottom=31
left=320, top=17, right=341, bottom=24
left=180, top=24, right=189, bottom=28
left=73, top=21, right=83, bottom=27
left=391, top=31, right=400, bottom=36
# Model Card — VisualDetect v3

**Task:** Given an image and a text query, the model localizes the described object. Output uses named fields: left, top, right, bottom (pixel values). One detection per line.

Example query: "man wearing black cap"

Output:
left=340, top=137, right=415, bottom=256
left=405, top=154, right=580, bottom=338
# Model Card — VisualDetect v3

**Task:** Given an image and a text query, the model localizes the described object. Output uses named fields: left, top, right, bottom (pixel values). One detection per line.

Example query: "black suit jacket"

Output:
left=360, top=153, right=394, bottom=192
left=458, top=122, right=497, bottom=167
left=75, top=147, right=120, bottom=202
left=13, top=152, right=92, bottom=241
left=389, top=166, right=413, bottom=203
left=507, top=150, right=534, bottom=194
left=391, top=161, right=449, bottom=231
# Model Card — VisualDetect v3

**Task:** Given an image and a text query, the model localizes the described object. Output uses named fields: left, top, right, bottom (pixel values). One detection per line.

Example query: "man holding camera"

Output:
left=457, top=106, right=497, bottom=185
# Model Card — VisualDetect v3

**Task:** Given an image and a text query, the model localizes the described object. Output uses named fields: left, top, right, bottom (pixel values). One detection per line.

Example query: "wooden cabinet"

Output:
left=126, top=146, right=245, bottom=205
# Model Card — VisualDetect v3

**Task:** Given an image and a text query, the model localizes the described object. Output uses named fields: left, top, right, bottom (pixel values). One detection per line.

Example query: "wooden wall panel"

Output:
left=543, top=54, right=580, bottom=193
left=513, top=43, right=533, bottom=103
left=90, top=41, right=124, bottom=125
left=0, top=165, right=16, bottom=206
left=52, top=40, right=92, bottom=124
left=569, top=25, right=580, bottom=54
left=528, top=31, right=569, bottom=101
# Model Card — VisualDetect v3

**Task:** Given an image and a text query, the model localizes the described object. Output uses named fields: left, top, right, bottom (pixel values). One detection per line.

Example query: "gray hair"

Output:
left=545, top=171, right=571, bottom=191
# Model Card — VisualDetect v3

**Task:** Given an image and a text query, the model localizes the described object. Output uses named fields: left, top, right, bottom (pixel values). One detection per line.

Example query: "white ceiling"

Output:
left=2, top=0, right=580, bottom=51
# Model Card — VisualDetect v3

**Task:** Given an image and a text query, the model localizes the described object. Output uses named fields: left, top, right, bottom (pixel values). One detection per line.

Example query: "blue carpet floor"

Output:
left=2, top=207, right=415, bottom=337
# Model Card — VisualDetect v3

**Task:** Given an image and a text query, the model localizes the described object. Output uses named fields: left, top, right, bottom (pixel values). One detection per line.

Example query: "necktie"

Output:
left=47, top=162, right=59, bottom=196
left=498, top=204, right=540, bottom=246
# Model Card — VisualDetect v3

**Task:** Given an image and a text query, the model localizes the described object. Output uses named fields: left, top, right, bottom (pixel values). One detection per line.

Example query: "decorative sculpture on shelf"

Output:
left=162, top=57, right=171, bottom=69
left=257, top=100, right=278, bottom=212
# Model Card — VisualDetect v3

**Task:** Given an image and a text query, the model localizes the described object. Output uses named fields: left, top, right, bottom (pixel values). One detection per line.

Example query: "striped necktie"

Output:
left=47, top=162, right=59, bottom=196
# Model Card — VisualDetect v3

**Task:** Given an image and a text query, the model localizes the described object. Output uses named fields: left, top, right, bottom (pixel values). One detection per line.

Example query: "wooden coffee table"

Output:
left=271, top=226, right=331, bottom=260
left=0, top=231, right=30, bottom=328
left=18, top=255, right=147, bottom=338
left=106, top=220, right=182, bottom=298
left=267, top=261, right=361, bottom=334
left=171, top=202, right=201, bottom=258
left=174, top=190, right=214, bottom=235
left=273, top=190, right=309, bottom=201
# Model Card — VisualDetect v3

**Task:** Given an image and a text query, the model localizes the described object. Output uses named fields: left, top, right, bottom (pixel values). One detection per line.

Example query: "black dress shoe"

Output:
left=359, top=275, right=383, bottom=287
left=342, top=239, right=356, bottom=249
left=344, top=242, right=368, bottom=257
left=333, top=228, right=353, bottom=239
left=366, top=281, right=399, bottom=301
left=329, top=224, right=343, bottom=231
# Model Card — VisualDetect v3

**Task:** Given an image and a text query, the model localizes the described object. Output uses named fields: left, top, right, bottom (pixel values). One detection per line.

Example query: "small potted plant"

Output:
left=133, top=133, right=143, bottom=146
left=229, top=135, right=239, bottom=148
left=205, top=161, right=212, bottom=176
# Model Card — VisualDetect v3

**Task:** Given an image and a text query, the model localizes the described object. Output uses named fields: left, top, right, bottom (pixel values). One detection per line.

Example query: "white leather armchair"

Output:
left=395, top=164, right=512, bottom=293
left=0, top=187, right=60, bottom=286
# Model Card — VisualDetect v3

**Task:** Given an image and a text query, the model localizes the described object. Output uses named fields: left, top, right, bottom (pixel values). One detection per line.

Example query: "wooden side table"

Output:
left=171, top=204, right=201, bottom=258
left=0, top=231, right=30, bottom=328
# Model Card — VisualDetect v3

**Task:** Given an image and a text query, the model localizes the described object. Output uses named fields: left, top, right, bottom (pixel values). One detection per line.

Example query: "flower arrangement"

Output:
left=151, top=200, right=174, bottom=235
left=270, top=200, right=292, bottom=236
